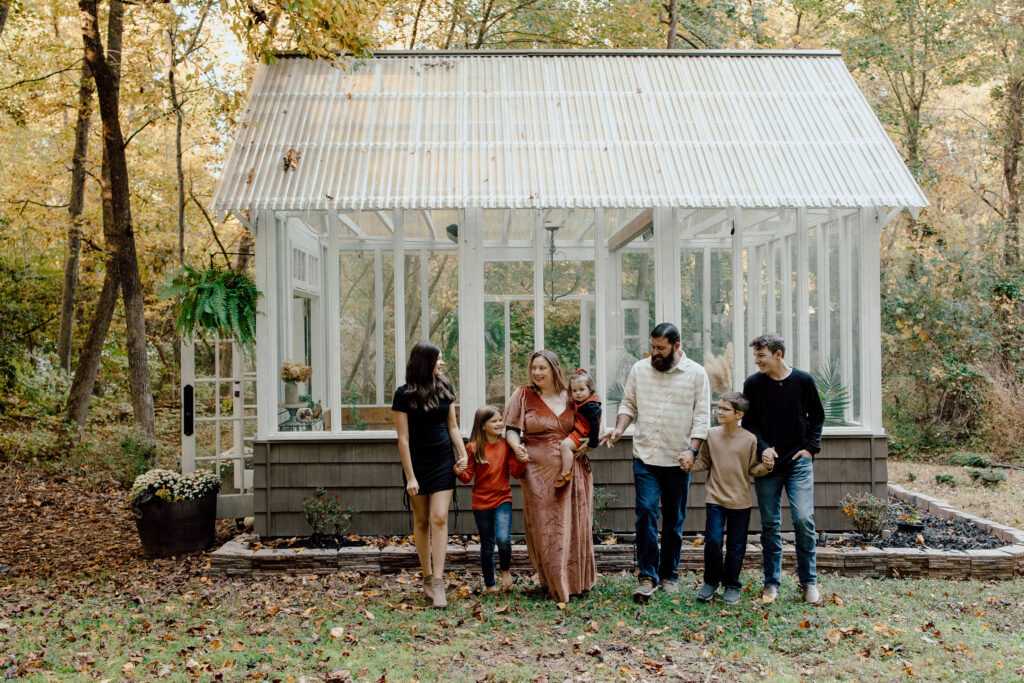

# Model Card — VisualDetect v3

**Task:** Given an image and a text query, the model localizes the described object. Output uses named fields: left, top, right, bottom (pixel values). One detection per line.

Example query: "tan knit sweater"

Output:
left=691, top=426, right=773, bottom=509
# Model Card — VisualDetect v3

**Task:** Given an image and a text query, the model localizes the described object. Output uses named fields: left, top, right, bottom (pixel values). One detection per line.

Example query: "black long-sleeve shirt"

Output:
left=741, top=368, right=824, bottom=476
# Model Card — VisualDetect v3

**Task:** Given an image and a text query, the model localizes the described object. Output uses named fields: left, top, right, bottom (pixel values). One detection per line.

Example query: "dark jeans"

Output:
left=473, top=501, right=512, bottom=587
left=703, top=504, right=752, bottom=589
left=754, top=456, right=817, bottom=587
left=633, top=458, right=690, bottom=583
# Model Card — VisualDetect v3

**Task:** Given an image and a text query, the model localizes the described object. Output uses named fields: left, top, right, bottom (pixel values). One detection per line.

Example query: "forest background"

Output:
left=1, top=0, right=1023, bottom=477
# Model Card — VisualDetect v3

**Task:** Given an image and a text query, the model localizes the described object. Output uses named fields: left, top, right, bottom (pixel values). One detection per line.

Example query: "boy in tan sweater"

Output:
left=679, top=391, right=774, bottom=604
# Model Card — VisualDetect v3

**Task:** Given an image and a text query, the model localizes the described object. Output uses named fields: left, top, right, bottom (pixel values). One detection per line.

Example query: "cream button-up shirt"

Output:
left=617, top=354, right=711, bottom=468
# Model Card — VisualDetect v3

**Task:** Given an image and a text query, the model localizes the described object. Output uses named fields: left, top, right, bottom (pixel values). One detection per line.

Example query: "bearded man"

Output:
left=601, top=323, right=710, bottom=601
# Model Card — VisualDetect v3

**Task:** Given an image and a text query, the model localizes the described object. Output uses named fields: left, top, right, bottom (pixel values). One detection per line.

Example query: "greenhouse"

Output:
left=206, top=50, right=927, bottom=535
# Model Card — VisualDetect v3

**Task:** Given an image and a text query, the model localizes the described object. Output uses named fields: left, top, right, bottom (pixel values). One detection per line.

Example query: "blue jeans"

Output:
left=704, top=504, right=752, bottom=589
left=473, top=502, right=512, bottom=587
left=754, top=455, right=817, bottom=587
left=633, top=458, right=690, bottom=583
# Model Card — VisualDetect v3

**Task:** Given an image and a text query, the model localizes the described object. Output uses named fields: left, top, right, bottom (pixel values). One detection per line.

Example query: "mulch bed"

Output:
left=821, top=496, right=1004, bottom=551
left=0, top=470, right=1010, bottom=581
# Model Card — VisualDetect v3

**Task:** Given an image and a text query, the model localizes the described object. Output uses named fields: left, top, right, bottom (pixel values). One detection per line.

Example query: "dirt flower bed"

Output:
left=822, top=496, right=1005, bottom=551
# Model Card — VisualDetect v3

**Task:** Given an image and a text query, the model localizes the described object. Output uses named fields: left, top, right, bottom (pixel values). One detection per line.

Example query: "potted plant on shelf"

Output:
left=280, top=360, right=313, bottom=405
left=127, top=469, right=221, bottom=557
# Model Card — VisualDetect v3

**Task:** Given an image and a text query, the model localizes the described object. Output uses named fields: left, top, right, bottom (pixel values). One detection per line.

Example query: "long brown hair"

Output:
left=528, top=350, right=568, bottom=396
left=469, top=405, right=501, bottom=465
left=403, top=341, right=454, bottom=410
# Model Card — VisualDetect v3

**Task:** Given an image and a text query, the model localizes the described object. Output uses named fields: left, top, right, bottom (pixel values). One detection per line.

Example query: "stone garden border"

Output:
left=208, top=484, right=1024, bottom=580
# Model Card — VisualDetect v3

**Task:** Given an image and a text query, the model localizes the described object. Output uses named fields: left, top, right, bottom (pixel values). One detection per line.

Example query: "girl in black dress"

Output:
left=392, top=341, right=468, bottom=608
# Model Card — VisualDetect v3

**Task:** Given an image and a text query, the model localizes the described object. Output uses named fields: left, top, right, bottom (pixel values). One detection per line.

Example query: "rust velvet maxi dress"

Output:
left=503, top=386, right=596, bottom=602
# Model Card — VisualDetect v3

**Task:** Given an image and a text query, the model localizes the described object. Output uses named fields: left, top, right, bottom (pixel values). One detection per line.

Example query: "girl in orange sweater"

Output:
left=455, top=405, right=529, bottom=591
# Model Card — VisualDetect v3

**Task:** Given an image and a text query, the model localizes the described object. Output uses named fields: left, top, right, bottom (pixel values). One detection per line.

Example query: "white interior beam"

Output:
left=422, top=209, right=437, bottom=240
left=702, top=246, right=712, bottom=362
left=731, top=207, right=746, bottom=389
left=255, top=209, right=278, bottom=438
left=608, top=208, right=653, bottom=252
left=326, top=211, right=342, bottom=433
left=594, top=209, right=609, bottom=404
left=766, top=238, right=777, bottom=334
left=375, top=210, right=395, bottom=234
left=796, top=208, right=811, bottom=372
left=339, top=213, right=364, bottom=237
left=839, top=214, right=854, bottom=423
left=373, top=248, right=384, bottom=405
left=817, top=210, right=833, bottom=368
left=781, top=234, right=793, bottom=354
left=653, top=208, right=681, bottom=329
left=533, top=209, right=545, bottom=350
left=860, top=208, right=884, bottom=430
left=393, top=208, right=406, bottom=388
left=457, top=207, right=485, bottom=433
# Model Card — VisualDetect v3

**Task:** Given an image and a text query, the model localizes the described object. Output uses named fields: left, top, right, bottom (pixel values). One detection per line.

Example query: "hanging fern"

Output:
left=164, top=265, right=261, bottom=352
left=813, top=356, right=852, bottom=426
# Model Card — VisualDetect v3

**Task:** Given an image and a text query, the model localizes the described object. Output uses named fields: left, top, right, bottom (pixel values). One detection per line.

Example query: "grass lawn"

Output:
left=3, top=568, right=1024, bottom=682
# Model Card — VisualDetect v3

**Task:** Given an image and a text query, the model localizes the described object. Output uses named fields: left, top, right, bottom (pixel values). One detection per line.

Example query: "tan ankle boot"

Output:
left=422, top=573, right=434, bottom=601
left=430, top=576, right=447, bottom=609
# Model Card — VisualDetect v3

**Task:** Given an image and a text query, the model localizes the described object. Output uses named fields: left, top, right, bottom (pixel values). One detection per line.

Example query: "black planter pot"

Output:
left=133, top=494, right=217, bottom=557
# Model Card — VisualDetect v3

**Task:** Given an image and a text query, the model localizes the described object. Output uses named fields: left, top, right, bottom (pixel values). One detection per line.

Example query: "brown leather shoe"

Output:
left=431, top=576, right=448, bottom=609
left=802, top=584, right=820, bottom=604
left=422, top=573, right=434, bottom=601
left=760, top=586, right=778, bottom=603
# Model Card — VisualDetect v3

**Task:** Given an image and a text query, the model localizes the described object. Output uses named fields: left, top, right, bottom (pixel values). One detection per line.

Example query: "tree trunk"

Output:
left=667, top=0, right=678, bottom=49
left=169, top=37, right=186, bottom=268
left=58, top=60, right=94, bottom=373
left=1003, top=75, right=1024, bottom=268
left=0, top=0, right=9, bottom=38
left=75, top=0, right=155, bottom=437
left=67, top=259, right=120, bottom=425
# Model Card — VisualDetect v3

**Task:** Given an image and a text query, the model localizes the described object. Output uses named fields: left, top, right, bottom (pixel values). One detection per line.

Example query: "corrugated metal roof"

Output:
left=211, top=51, right=928, bottom=212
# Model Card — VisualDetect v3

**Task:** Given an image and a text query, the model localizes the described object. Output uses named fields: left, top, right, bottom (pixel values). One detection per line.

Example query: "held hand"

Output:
left=599, top=428, right=621, bottom=448
left=762, top=450, right=775, bottom=467
left=454, top=457, right=468, bottom=474
left=677, top=452, right=694, bottom=471
left=514, top=444, right=530, bottom=462
left=573, top=444, right=591, bottom=459
left=406, top=478, right=420, bottom=496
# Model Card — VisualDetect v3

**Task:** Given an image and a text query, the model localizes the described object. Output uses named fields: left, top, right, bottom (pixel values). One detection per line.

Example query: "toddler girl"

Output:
left=556, top=369, right=602, bottom=488
left=455, top=405, right=528, bottom=591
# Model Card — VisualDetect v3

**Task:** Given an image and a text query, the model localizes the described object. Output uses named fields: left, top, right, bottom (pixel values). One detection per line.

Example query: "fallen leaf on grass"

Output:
left=330, top=627, right=345, bottom=639
left=825, top=630, right=842, bottom=644
left=829, top=594, right=844, bottom=606
left=229, top=641, right=245, bottom=652
left=798, top=620, right=811, bottom=629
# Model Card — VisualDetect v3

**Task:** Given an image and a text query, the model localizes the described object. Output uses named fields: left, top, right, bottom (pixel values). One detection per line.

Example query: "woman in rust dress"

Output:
left=503, top=350, right=596, bottom=602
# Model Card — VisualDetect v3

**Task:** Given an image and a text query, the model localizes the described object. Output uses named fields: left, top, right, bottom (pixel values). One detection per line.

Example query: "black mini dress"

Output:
left=392, top=385, right=456, bottom=495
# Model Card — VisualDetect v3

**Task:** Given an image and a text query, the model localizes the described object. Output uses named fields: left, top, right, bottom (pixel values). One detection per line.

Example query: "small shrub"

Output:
left=907, top=471, right=917, bottom=482
left=117, top=431, right=158, bottom=487
left=303, top=487, right=358, bottom=536
left=967, top=469, right=1005, bottom=487
left=593, top=486, right=618, bottom=532
left=947, top=453, right=989, bottom=467
left=840, top=491, right=889, bottom=539
left=935, top=474, right=958, bottom=487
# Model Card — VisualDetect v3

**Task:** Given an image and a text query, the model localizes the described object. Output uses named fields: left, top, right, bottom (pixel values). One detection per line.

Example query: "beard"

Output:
left=651, top=353, right=674, bottom=372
